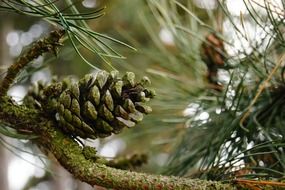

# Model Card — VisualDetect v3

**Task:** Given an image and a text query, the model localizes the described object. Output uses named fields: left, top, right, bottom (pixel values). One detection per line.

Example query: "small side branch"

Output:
left=0, top=30, right=65, bottom=97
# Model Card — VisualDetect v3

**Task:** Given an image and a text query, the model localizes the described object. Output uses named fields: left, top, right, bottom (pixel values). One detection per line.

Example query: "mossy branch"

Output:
left=0, top=28, right=279, bottom=190
left=0, top=97, right=238, bottom=190
left=0, top=29, right=65, bottom=97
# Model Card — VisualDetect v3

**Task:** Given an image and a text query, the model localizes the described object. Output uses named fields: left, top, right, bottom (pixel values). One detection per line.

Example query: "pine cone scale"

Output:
left=25, top=70, right=154, bottom=139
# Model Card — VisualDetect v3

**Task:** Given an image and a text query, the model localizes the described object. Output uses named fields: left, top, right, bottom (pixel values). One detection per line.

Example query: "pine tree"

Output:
left=0, top=0, right=285, bottom=189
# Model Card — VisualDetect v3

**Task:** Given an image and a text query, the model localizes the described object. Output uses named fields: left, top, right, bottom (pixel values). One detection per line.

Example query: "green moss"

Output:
left=82, top=146, right=98, bottom=161
left=0, top=96, right=250, bottom=190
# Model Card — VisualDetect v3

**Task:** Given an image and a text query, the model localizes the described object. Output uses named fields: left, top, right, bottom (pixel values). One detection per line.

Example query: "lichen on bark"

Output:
left=0, top=96, right=240, bottom=190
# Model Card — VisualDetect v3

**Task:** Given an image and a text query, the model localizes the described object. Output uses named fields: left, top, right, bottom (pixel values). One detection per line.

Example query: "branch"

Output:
left=0, top=30, right=65, bottom=97
left=0, top=97, right=238, bottom=190
left=0, top=28, right=243, bottom=190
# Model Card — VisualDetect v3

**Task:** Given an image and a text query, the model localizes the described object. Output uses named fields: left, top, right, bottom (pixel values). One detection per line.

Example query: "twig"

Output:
left=234, top=179, right=285, bottom=188
left=0, top=30, right=65, bottom=97
left=239, top=54, right=285, bottom=126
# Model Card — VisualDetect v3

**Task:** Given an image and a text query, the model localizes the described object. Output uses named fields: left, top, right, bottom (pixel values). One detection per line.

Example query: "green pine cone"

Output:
left=38, top=70, right=154, bottom=139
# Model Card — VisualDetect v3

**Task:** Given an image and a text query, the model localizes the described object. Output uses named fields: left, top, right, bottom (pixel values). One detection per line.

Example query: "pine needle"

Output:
left=240, top=54, right=285, bottom=126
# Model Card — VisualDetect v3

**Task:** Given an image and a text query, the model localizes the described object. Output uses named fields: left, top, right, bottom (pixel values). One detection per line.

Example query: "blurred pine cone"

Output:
left=200, top=32, right=226, bottom=68
left=24, top=71, right=154, bottom=139
left=200, top=33, right=227, bottom=91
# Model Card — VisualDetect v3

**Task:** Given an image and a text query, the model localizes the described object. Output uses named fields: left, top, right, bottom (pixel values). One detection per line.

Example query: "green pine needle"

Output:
left=0, top=0, right=136, bottom=68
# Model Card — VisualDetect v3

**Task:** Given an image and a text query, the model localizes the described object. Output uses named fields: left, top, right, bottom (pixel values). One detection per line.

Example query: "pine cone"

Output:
left=200, top=33, right=226, bottom=68
left=30, top=71, right=154, bottom=139
left=200, top=33, right=226, bottom=91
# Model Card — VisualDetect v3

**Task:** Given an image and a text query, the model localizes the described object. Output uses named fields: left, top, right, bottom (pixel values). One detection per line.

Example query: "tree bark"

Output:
left=0, top=11, right=13, bottom=190
left=0, top=97, right=240, bottom=190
